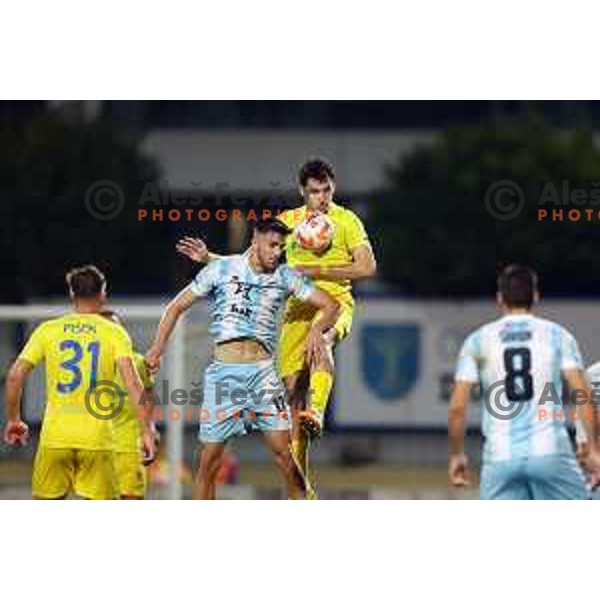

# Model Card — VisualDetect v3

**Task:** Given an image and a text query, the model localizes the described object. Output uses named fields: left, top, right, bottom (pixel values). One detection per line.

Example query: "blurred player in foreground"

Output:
left=448, top=264, right=600, bottom=499
left=100, top=310, right=158, bottom=499
left=2, top=266, right=154, bottom=499
left=147, top=217, right=340, bottom=499
left=176, top=158, right=376, bottom=496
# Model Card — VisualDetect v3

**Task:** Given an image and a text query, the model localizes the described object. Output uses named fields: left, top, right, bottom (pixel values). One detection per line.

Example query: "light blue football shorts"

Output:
left=198, top=359, right=291, bottom=444
left=480, top=454, right=587, bottom=500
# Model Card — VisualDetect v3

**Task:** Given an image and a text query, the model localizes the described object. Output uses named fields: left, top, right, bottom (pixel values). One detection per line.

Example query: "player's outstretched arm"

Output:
left=3, top=359, right=33, bottom=446
left=296, top=243, right=377, bottom=282
left=116, top=356, right=156, bottom=464
left=448, top=381, right=473, bottom=487
left=146, top=287, right=198, bottom=372
left=176, top=237, right=223, bottom=264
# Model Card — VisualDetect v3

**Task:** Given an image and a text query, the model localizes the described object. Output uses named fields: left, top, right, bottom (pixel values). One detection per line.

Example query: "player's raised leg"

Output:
left=280, top=307, right=334, bottom=495
left=284, top=359, right=321, bottom=498
left=299, top=328, right=336, bottom=438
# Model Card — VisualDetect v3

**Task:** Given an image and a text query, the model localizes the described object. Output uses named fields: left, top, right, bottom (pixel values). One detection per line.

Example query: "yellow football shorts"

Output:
left=278, top=297, right=354, bottom=379
left=114, top=451, right=147, bottom=498
left=32, top=447, right=117, bottom=500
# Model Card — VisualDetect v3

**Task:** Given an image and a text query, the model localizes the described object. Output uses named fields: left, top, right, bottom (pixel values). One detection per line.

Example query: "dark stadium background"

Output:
left=2, top=100, right=600, bottom=498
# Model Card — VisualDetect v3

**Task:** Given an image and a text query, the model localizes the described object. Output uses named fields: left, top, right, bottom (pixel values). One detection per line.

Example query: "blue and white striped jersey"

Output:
left=189, top=253, right=315, bottom=354
left=455, top=314, right=583, bottom=463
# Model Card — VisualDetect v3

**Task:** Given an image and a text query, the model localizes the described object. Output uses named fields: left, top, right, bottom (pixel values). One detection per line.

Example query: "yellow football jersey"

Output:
left=113, top=352, right=154, bottom=453
left=279, top=202, right=370, bottom=305
left=19, top=313, right=134, bottom=451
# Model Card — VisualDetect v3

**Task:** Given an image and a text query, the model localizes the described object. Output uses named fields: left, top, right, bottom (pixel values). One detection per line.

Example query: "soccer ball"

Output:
left=294, top=211, right=335, bottom=252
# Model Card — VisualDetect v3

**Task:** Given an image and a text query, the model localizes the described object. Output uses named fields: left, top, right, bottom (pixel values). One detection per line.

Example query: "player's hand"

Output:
left=141, top=428, right=157, bottom=466
left=3, top=420, right=30, bottom=447
left=176, top=237, right=209, bottom=263
left=448, top=453, right=471, bottom=487
left=583, top=448, right=600, bottom=490
left=295, top=265, right=321, bottom=279
left=305, top=327, right=326, bottom=366
left=145, top=349, right=161, bottom=375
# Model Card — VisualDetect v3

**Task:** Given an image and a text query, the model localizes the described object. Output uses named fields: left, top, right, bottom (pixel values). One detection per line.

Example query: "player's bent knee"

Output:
left=309, top=347, right=334, bottom=374
left=199, top=455, right=221, bottom=476
left=283, top=373, right=303, bottom=394
left=310, top=355, right=334, bottom=374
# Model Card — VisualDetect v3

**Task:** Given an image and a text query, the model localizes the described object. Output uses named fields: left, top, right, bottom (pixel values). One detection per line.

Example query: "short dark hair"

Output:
left=497, top=264, right=538, bottom=309
left=66, top=265, right=106, bottom=299
left=298, top=158, right=335, bottom=187
left=254, top=216, right=291, bottom=237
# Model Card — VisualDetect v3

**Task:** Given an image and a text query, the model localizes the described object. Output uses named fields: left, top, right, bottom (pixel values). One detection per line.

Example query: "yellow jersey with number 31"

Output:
left=18, top=313, right=134, bottom=451
left=279, top=201, right=370, bottom=306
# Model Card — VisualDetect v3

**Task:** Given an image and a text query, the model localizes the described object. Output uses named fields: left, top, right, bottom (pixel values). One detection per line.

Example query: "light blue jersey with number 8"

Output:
left=455, top=314, right=583, bottom=463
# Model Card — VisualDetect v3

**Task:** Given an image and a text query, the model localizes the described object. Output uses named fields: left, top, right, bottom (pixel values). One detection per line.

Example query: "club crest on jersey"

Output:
left=230, top=275, right=252, bottom=301
left=361, top=324, right=420, bottom=401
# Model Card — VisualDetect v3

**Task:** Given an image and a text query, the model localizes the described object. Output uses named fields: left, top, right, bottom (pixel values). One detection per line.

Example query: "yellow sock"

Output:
left=292, top=436, right=309, bottom=476
left=309, top=370, right=334, bottom=416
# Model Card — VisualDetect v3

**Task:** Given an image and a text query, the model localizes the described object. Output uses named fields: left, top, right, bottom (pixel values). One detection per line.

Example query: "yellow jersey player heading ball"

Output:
left=277, top=158, right=376, bottom=486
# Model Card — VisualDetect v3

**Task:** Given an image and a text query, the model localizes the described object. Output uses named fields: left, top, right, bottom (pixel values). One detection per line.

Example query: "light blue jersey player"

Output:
left=146, top=218, right=340, bottom=499
left=448, top=264, right=600, bottom=500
